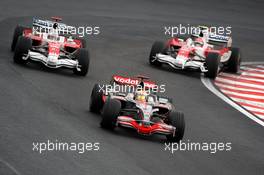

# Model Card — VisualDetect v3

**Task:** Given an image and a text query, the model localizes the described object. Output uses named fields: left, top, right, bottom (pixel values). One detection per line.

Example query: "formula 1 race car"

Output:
left=89, top=75, right=185, bottom=142
left=11, top=17, right=89, bottom=76
left=149, top=26, right=241, bottom=79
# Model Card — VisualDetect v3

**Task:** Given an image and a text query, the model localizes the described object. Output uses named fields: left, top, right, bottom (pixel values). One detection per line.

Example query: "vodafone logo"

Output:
left=113, top=76, right=156, bottom=88
left=114, top=76, right=138, bottom=85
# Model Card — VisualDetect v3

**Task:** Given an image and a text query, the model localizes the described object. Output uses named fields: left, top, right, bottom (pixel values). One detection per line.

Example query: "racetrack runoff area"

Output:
left=202, top=62, right=264, bottom=127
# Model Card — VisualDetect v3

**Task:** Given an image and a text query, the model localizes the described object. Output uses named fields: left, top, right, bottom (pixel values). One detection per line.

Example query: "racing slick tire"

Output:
left=226, top=47, right=241, bottom=73
left=11, top=25, right=28, bottom=51
left=166, top=111, right=185, bottom=143
left=79, top=38, right=87, bottom=48
left=89, top=84, right=104, bottom=113
left=204, top=52, right=220, bottom=79
left=100, top=98, right=121, bottom=130
left=73, top=48, right=90, bottom=76
left=13, top=36, right=32, bottom=64
left=149, top=41, right=166, bottom=67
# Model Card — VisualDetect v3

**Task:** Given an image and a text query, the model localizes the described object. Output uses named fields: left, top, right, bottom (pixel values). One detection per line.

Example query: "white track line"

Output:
left=241, top=106, right=264, bottom=114
left=230, top=97, right=264, bottom=108
left=220, top=89, right=264, bottom=100
left=216, top=77, right=264, bottom=89
left=215, top=83, right=264, bottom=93
left=201, top=66, right=264, bottom=127
left=255, top=114, right=264, bottom=119
left=220, top=72, right=264, bottom=83
left=241, top=71, right=264, bottom=78
left=0, top=158, right=21, bottom=175
left=240, top=66, right=264, bottom=73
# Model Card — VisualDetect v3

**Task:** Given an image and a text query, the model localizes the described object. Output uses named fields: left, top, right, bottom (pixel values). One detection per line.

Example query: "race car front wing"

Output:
left=155, top=53, right=208, bottom=72
left=117, top=116, right=176, bottom=136
left=23, top=51, right=79, bottom=70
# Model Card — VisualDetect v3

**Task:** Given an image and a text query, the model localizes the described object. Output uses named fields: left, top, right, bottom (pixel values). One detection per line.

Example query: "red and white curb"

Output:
left=201, top=62, right=264, bottom=127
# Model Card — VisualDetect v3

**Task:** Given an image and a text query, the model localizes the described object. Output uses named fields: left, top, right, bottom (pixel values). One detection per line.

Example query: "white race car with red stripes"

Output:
left=11, top=17, right=90, bottom=76
left=149, top=26, right=241, bottom=79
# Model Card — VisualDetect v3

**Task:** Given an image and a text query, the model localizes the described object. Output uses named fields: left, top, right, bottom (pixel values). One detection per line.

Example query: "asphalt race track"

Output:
left=0, top=0, right=264, bottom=175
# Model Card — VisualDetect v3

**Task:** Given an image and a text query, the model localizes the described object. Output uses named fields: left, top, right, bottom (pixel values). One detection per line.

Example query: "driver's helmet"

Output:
left=135, top=90, right=147, bottom=102
left=48, top=23, right=59, bottom=41
left=194, top=37, right=204, bottom=47
left=135, top=81, right=147, bottom=102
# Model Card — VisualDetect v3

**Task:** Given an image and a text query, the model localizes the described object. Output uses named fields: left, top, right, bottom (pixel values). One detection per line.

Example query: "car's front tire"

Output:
left=100, top=99, right=121, bottom=130
left=74, top=48, right=90, bottom=76
left=89, top=84, right=104, bottom=113
left=166, top=111, right=185, bottom=143
left=11, top=25, right=28, bottom=51
left=204, top=52, right=220, bottom=79
left=13, top=36, right=32, bottom=64
left=149, top=41, right=165, bottom=66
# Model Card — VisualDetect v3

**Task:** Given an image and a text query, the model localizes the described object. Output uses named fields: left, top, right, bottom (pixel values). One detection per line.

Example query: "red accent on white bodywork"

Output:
left=167, top=37, right=230, bottom=57
left=177, top=45, right=192, bottom=59
left=48, top=42, right=61, bottom=55
left=22, top=29, right=83, bottom=50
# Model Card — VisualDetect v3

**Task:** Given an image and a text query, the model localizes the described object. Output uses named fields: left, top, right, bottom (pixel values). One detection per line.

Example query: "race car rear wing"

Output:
left=111, top=75, right=157, bottom=89
left=191, top=32, right=232, bottom=48
left=190, top=25, right=231, bottom=47
left=192, top=32, right=230, bottom=43
left=32, top=18, right=75, bottom=34
left=208, top=34, right=230, bottom=43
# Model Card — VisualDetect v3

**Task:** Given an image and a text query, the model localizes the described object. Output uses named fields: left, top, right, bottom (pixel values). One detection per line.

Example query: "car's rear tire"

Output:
left=100, top=99, right=121, bottom=130
left=89, top=84, right=104, bottom=113
left=11, top=25, right=28, bottom=51
left=73, top=48, right=90, bottom=76
left=13, top=36, right=32, bottom=64
left=149, top=41, right=166, bottom=66
left=204, top=52, right=220, bottom=79
left=166, top=111, right=185, bottom=143
left=226, top=47, right=241, bottom=73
